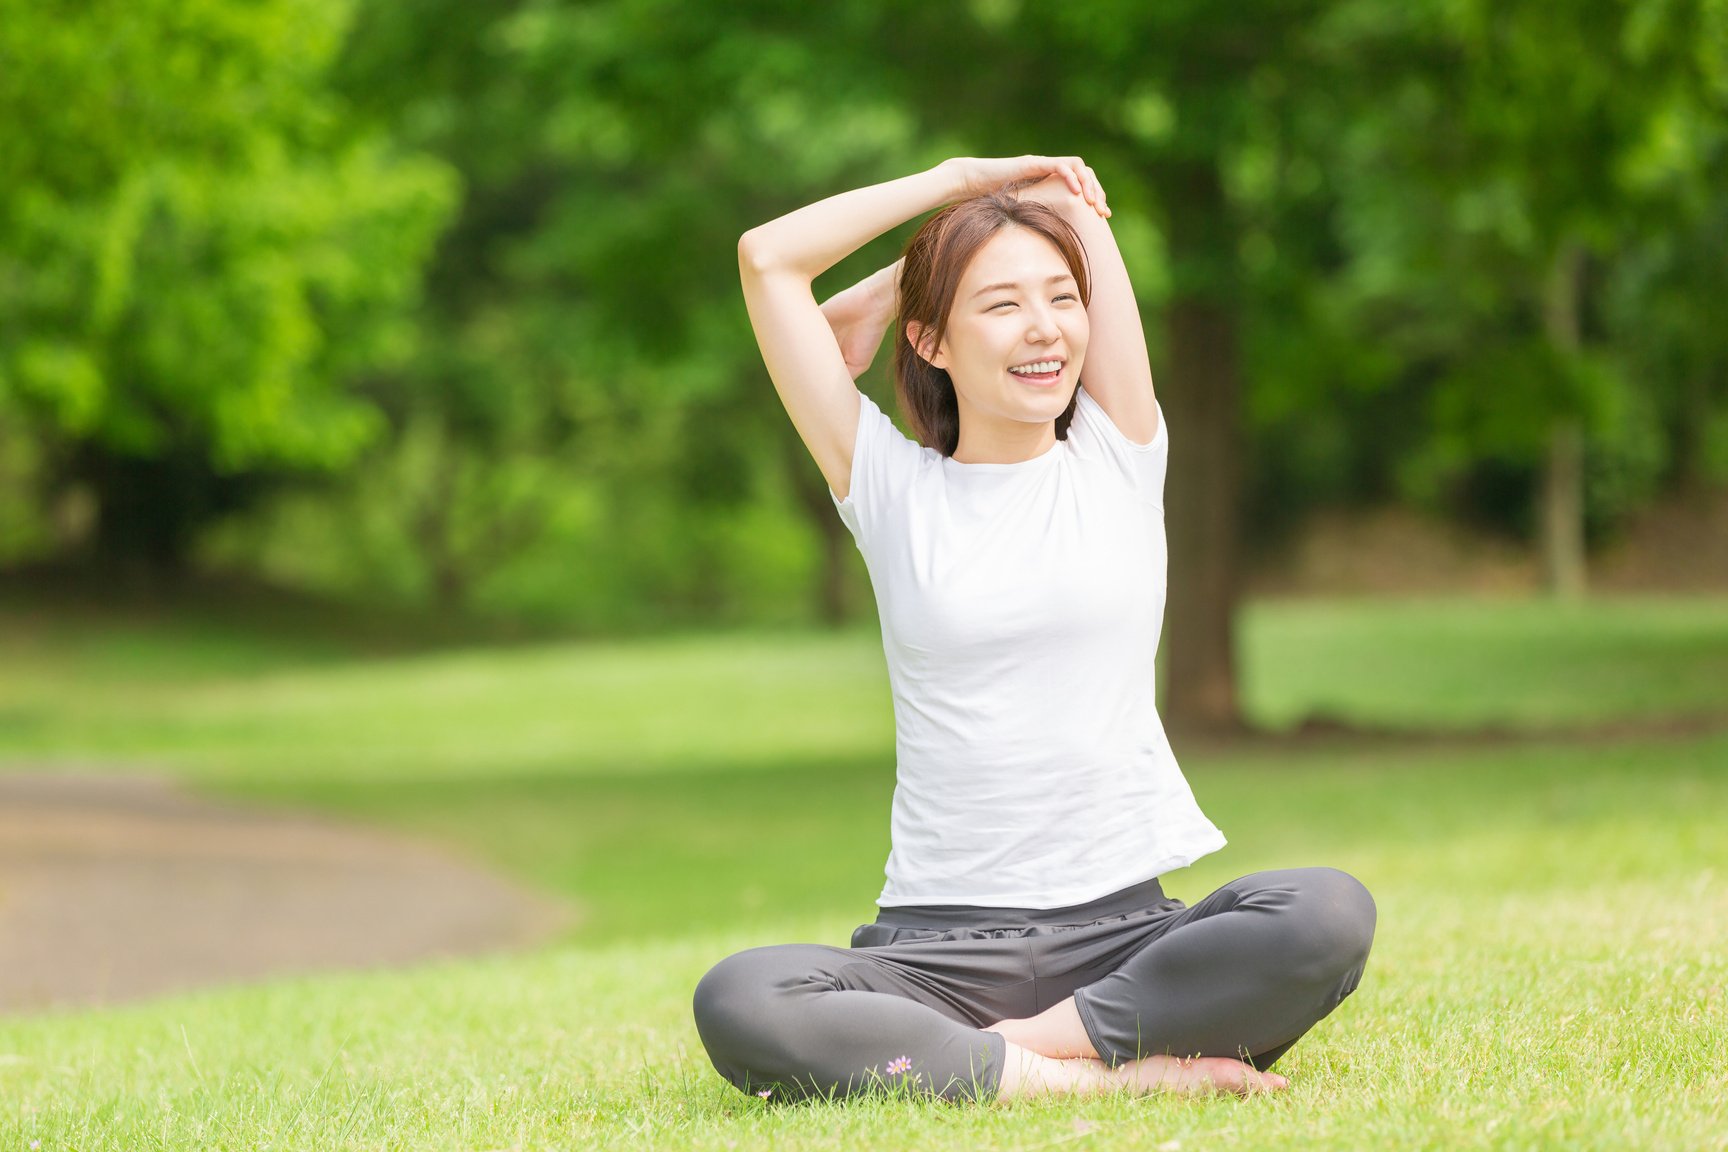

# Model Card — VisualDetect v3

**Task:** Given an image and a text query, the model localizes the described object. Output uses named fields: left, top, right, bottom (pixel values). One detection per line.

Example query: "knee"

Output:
left=692, top=944, right=819, bottom=1088
left=692, top=948, right=776, bottom=1063
left=1286, top=868, right=1377, bottom=985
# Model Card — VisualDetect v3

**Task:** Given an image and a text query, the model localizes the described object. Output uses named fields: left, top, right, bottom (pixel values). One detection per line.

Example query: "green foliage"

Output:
left=1241, top=0, right=1728, bottom=543
left=300, top=0, right=937, bottom=618
left=1606, top=188, right=1728, bottom=490
left=0, top=0, right=456, bottom=565
left=7, top=149, right=452, bottom=468
left=3, top=0, right=1726, bottom=611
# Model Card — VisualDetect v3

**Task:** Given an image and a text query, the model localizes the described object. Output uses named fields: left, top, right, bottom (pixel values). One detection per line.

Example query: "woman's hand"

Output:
left=1013, top=171, right=1112, bottom=222
left=820, top=261, right=900, bottom=380
left=944, top=156, right=1110, bottom=217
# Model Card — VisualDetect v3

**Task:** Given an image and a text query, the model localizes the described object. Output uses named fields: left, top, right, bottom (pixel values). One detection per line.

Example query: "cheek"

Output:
left=946, top=323, right=999, bottom=365
left=1066, top=315, right=1091, bottom=351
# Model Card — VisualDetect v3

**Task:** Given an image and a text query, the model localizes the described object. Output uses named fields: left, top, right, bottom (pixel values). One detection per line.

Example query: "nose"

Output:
left=1023, top=301, right=1059, bottom=343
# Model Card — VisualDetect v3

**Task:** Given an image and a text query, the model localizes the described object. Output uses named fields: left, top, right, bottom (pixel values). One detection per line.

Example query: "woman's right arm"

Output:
left=739, top=157, right=1099, bottom=500
left=739, top=164, right=964, bottom=501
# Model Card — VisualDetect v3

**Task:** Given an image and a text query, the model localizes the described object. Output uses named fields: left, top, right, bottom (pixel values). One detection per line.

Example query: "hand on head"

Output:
left=949, top=156, right=1110, bottom=218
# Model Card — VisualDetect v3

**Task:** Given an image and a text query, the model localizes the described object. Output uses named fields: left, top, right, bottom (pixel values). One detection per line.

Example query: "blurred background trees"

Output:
left=0, top=0, right=455, bottom=580
left=2, top=0, right=1724, bottom=726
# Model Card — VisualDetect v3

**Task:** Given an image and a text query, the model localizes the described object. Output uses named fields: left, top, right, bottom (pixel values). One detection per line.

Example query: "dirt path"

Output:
left=0, top=773, right=570, bottom=1015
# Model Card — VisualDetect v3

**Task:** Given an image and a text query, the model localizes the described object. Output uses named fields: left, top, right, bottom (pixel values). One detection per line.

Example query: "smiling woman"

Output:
left=708, top=156, right=1375, bottom=1106
left=892, top=194, right=1092, bottom=461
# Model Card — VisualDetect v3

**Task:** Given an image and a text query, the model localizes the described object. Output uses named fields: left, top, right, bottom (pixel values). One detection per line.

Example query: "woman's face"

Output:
left=926, top=226, right=1088, bottom=434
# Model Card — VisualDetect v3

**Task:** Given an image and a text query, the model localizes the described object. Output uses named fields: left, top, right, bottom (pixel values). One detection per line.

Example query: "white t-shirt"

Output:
left=831, top=383, right=1226, bottom=909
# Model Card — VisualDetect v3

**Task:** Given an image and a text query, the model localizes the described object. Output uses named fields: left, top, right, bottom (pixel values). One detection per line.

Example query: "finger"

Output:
left=1089, top=172, right=1112, bottom=218
left=1068, top=157, right=1090, bottom=189
left=1076, top=159, right=1097, bottom=197
left=1042, top=156, right=1078, bottom=193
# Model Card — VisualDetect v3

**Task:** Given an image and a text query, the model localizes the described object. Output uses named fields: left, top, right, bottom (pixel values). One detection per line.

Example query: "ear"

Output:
left=905, top=321, right=947, bottom=369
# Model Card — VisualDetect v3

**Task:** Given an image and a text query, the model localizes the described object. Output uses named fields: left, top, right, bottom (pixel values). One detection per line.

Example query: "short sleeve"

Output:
left=830, top=389, right=928, bottom=548
left=1065, top=385, right=1169, bottom=509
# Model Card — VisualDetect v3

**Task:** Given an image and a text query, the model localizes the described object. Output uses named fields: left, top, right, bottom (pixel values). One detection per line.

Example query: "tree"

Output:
left=1307, top=0, right=1722, bottom=595
left=0, top=0, right=455, bottom=577
left=1604, top=5, right=1728, bottom=498
left=813, top=0, right=1334, bottom=732
left=331, top=0, right=929, bottom=621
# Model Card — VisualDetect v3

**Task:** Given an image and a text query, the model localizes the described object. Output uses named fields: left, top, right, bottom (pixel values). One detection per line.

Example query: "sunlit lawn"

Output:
left=1240, top=597, right=1728, bottom=731
left=1, top=595, right=1725, bottom=1149
left=3, top=596, right=1726, bottom=787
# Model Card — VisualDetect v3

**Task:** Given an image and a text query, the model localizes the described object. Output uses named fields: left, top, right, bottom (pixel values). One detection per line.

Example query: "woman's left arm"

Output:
left=1018, top=172, right=1161, bottom=444
left=819, top=260, right=900, bottom=381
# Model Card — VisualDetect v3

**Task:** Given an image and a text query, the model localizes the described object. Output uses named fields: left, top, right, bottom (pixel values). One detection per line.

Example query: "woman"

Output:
left=693, top=156, right=1375, bottom=1103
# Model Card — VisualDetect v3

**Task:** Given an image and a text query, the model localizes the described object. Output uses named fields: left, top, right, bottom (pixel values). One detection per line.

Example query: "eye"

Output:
left=987, top=300, right=1017, bottom=311
left=1053, top=292, right=1079, bottom=304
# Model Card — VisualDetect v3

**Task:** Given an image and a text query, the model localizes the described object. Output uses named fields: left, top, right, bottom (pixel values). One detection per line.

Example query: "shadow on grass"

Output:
left=0, top=567, right=779, bottom=677
left=1173, top=708, right=1728, bottom=753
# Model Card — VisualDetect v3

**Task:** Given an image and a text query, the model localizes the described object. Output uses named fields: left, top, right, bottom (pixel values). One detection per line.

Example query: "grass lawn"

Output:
left=1, top=595, right=1726, bottom=1149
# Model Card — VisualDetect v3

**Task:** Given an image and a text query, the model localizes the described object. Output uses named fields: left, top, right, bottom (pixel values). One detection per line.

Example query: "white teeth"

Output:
left=1009, top=360, right=1062, bottom=375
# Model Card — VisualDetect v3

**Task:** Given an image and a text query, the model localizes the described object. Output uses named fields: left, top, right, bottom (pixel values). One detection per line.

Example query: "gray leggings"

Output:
left=692, top=867, right=1375, bottom=1102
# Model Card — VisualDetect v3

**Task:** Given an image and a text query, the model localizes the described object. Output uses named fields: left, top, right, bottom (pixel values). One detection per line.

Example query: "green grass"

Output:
left=2, top=595, right=1727, bottom=1148
left=1241, top=597, right=1728, bottom=730
left=5, top=596, right=1726, bottom=785
left=1, top=735, right=1724, bottom=1149
left=0, top=622, right=895, bottom=783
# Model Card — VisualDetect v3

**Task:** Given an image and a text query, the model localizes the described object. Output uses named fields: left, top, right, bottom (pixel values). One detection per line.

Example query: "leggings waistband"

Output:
left=872, top=875, right=1170, bottom=931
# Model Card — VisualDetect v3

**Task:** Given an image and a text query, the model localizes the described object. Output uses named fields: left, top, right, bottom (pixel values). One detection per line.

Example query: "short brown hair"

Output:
left=893, top=194, right=1092, bottom=456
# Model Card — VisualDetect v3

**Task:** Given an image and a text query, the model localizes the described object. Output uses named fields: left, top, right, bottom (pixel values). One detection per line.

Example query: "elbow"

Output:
left=737, top=228, right=778, bottom=278
left=737, top=228, right=811, bottom=283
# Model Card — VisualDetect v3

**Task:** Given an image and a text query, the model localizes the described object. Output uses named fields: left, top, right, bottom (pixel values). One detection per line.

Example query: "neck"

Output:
left=951, top=416, right=1058, bottom=465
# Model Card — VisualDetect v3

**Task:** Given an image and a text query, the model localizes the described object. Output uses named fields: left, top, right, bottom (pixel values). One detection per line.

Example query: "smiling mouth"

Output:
left=1008, top=359, right=1064, bottom=386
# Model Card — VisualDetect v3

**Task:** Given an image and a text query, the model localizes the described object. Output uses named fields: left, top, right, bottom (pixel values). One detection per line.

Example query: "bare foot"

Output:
left=1114, top=1054, right=1288, bottom=1096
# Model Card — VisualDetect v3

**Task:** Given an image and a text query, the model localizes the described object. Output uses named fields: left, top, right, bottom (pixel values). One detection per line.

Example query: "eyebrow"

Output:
left=970, top=273, right=1077, bottom=300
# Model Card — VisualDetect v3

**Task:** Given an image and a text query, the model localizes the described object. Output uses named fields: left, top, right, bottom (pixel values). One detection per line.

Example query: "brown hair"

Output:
left=893, top=193, right=1092, bottom=456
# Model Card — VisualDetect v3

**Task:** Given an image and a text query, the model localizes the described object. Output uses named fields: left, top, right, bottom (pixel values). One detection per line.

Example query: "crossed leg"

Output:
left=692, top=868, right=1374, bottom=1103
left=987, top=868, right=1376, bottom=1098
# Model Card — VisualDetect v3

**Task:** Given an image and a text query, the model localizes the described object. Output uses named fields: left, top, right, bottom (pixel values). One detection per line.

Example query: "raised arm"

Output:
left=820, top=260, right=901, bottom=382
left=1017, top=173, right=1159, bottom=445
left=740, top=157, right=1103, bottom=500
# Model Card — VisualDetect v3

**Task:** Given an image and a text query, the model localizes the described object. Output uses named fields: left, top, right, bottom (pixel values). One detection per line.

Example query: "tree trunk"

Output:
left=1540, top=419, right=1586, bottom=599
left=1160, top=161, right=1245, bottom=735
left=1540, top=244, right=1587, bottom=600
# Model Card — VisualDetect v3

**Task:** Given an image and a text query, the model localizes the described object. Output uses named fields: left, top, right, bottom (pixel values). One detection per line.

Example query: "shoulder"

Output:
left=1064, top=385, right=1170, bottom=508
left=831, top=390, right=938, bottom=523
left=1069, top=385, right=1167, bottom=453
